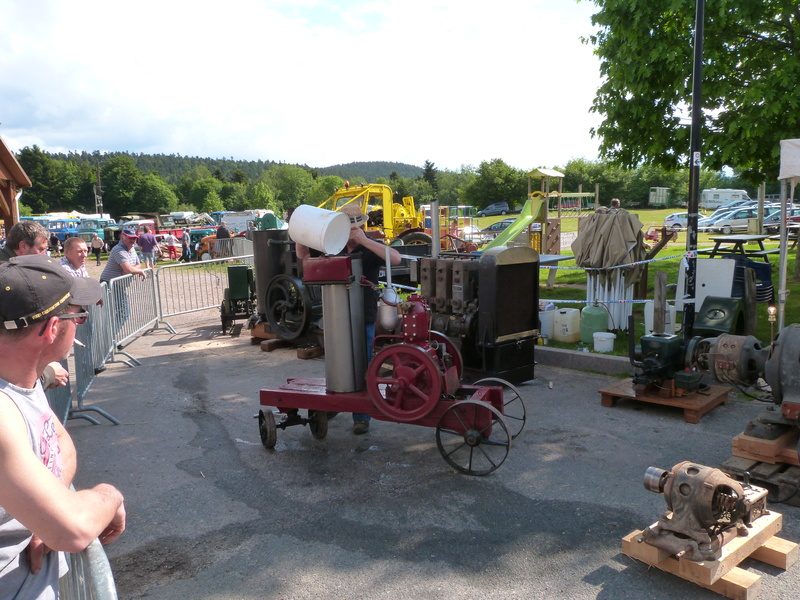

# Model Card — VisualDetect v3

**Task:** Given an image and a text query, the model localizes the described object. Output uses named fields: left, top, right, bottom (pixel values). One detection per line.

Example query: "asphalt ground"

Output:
left=68, top=310, right=800, bottom=600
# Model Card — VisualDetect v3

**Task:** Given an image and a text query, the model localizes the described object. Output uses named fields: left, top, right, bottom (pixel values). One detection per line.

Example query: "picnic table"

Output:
left=697, top=234, right=778, bottom=263
left=767, top=224, right=800, bottom=250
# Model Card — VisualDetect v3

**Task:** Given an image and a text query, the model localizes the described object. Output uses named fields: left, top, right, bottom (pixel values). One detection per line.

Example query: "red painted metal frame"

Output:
left=260, top=379, right=503, bottom=434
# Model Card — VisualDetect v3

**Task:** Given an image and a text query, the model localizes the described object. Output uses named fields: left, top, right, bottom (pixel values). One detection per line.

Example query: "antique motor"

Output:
left=418, top=245, right=539, bottom=383
left=640, top=461, right=768, bottom=561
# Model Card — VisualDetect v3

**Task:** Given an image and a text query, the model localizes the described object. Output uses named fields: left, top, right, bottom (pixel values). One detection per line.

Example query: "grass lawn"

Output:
left=477, top=207, right=800, bottom=355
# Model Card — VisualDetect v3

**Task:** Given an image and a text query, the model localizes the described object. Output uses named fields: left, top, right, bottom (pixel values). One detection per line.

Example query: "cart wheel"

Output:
left=429, top=330, right=463, bottom=379
left=308, top=410, right=328, bottom=439
left=366, top=344, right=442, bottom=422
left=436, top=399, right=510, bottom=476
left=473, top=377, right=526, bottom=439
left=258, top=410, right=277, bottom=449
left=265, top=275, right=312, bottom=341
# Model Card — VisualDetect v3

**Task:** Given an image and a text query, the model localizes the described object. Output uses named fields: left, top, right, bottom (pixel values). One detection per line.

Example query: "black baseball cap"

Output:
left=0, top=255, right=101, bottom=330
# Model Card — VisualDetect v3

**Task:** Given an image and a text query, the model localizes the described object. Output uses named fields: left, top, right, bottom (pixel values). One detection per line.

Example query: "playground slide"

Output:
left=482, top=196, right=546, bottom=250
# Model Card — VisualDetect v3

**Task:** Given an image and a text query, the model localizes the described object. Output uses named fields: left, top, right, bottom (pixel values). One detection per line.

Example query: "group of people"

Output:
left=0, top=219, right=126, bottom=597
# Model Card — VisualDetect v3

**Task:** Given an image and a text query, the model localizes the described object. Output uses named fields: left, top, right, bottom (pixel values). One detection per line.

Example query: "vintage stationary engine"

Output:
left=640, top=461, right=768, bottom=561
left=418, top=246, right=539, bottom=384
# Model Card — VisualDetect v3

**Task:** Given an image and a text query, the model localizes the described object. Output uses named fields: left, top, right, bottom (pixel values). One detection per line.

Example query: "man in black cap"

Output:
left=0, top=255, right=126, bottom=598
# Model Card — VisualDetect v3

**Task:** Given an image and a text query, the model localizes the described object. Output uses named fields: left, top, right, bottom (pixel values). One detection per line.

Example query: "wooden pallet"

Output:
left=731, top=430, right=800, bottom=467
left=599, top=378, right=730, bottom=423
left=720, top=455, right=800, bottom=508
left=623, top=511, right=798, bottom=599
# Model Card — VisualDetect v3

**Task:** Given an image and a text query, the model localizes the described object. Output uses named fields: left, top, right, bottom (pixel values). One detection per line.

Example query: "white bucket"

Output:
left=288, top=205, right=351, bottom=255
left=538, top=306, right=557, bottom=340
left=593, top=331, right=616, bottom=353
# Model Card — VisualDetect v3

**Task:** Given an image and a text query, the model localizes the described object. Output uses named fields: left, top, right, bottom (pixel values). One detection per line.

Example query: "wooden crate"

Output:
left=622, top=511, right=798, bottom=599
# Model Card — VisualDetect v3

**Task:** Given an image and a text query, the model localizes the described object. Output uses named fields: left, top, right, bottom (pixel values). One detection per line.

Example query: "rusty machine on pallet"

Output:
left=640, top=461, right=769, bottom=562
left=417, top=246, right=540, bottom=384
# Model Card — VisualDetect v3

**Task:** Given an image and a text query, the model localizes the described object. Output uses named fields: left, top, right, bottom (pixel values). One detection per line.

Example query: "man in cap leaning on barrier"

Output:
left=0, top=255, right=126, bottom=598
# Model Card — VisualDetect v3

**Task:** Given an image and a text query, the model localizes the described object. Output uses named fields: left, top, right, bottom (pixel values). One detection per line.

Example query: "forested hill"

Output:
left=47, top=150, right=421, bottom=185
left=317, top=161, right=422, bottom=181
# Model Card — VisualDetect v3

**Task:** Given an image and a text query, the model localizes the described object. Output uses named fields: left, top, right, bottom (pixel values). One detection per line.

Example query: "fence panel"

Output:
left=155, top=254, right=253, bottom=320
left=59, top=534, right=118, bottom=600
left=45, top=359, right=72, bottom=425
left=107, top=269, right=159, bottom=347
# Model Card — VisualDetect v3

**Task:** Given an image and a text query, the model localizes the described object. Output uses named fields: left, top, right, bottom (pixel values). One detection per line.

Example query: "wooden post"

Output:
left=654, top=272, right=667, bottom=334
left=743, top=267, right=758, bottom=336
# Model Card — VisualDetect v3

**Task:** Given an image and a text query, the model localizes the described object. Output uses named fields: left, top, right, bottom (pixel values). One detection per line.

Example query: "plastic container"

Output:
left=288, top=205, right=351, bottom=255
left=580, top=304, right=608, bottom=344
left=593, top=332, right=616, bottom=353
left=538, top=305, right=558, bottom=341
left=553, top=308, right=580, bottom=343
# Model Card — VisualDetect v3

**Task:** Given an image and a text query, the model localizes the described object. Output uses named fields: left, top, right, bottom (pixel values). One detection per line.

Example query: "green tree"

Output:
left=306, top=175, right=345, bottom=207
left=188, top=178, right=224, bottom=214
left=101, top=155, right=142, bottom=217
left=462, top=159, right=526, bottom=209
left=133, top=173, right=179, bottom=213
left=421, top=160, right=438, bottom=192
left=245, top=181, right=281, bottom=213
left=585, top=0, right=800, bottom=181
left=264, top=164, right=314, bottom=210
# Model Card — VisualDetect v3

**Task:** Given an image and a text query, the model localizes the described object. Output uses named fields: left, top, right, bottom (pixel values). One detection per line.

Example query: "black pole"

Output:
left=683, top=0, right=705, bottom=341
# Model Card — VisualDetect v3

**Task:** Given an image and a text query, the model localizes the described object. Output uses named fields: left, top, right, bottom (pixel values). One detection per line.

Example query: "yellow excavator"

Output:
left=317, top=182, right=431, bottom=245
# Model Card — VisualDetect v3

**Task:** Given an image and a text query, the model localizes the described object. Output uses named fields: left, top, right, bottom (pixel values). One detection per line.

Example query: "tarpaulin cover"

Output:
left=570, top=210, right=646, bottom=286
left=527, top=168, right=564, bottom=179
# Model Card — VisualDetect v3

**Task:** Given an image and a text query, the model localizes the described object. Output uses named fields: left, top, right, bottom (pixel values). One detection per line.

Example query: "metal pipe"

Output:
left=683, top=0, right=705, bottom=341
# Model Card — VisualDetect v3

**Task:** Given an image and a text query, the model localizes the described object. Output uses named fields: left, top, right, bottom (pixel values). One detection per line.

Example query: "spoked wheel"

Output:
left=265, top=275, right=312, bottom=340
left=429, top=330, right=463, bottom=379
left=436, top=399, right=510, bottom=476
left=308, top=410, right=328, bottom=439
left=473, top=377, right=526, bottom=439
left=258, top=410, right=277, bottom=449
left=366, top=344, right=442, bottom=422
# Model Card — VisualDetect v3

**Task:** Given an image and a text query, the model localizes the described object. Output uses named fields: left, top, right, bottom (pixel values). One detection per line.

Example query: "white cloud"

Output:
left=1, top=0, right=602, bottom=171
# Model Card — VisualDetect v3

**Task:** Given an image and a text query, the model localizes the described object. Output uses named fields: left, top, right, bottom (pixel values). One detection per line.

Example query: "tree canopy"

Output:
left=585, top=0, right=800, bottom=181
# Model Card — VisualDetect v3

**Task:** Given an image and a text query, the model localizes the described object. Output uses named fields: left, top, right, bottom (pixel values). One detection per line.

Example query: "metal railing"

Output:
left=64, top=254, right=254, bottom=415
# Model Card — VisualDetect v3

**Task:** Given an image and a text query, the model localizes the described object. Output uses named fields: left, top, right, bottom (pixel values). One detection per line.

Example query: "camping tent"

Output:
left=777, top=139, right=800, bottom=329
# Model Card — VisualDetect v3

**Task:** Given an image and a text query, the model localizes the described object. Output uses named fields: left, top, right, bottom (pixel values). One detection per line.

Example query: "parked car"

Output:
left=764, top=207, right=800, bottom=233
left=709, top=206, right=781, bottom=234
left=697, top=209, right=736, bottom=232
left=478, top=202, right=510, bottom=217
left=663, top=212, right=689, bottom=230
left=479, top=218, right=516, bottom=239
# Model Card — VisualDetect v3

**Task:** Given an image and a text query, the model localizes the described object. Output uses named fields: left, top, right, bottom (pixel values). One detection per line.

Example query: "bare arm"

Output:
left=120, top=259, right=147, bottom=280
left=349, top=227, right=402, bottom=265
left=0, top=395, right=125, bottom=552
left=295, top=242, right=310, bottom=260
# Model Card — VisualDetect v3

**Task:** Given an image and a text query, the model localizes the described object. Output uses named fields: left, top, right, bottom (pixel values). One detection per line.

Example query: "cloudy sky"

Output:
left=2, top=0, right=604, bottom=172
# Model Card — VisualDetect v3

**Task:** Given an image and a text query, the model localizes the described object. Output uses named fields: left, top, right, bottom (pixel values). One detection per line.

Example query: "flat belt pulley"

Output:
left=265, top=274, right=313, bottom=340
left=366, top=343, right=442, bottom=422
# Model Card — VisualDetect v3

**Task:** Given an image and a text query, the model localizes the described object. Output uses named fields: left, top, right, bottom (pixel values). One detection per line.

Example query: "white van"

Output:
left=699, top=188, right=751, bottom=210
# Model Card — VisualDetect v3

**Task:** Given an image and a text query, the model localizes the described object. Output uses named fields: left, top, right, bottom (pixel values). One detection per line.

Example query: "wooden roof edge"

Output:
left=0, top=136, right=32, bottom=188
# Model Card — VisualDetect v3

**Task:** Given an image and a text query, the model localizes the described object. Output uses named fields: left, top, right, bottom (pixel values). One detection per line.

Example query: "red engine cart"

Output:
left=258, top=256, right=526, bottom=475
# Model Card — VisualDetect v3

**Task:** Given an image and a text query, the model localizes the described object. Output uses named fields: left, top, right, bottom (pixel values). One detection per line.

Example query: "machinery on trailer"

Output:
left=258, top=253, right=526, bottom=475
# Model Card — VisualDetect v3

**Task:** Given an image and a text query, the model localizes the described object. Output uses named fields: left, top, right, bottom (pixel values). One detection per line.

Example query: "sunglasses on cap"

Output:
left=56, top=308, right=89, bottom=325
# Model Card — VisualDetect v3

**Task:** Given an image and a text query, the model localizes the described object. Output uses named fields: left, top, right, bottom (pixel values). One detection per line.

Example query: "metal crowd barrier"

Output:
left=211, top=237, right=253, bottom=261
left=44, top=359, right=72, bottom=425
left=155, top=253, right=252, bottom=325
left=107, top=268, right=163, bottom=365
left=59, top=529, right=118, bottom=599
left=72, top=283, right=120, bottom=425
left=64, top=253, right=254, bottom=424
